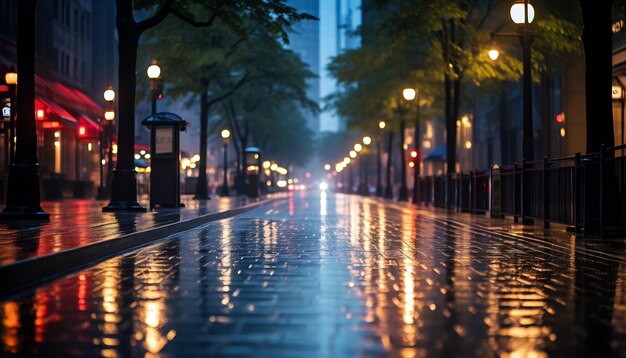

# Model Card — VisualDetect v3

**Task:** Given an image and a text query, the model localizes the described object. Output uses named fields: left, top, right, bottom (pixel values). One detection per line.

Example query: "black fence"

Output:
left=415, top=145, right=626, bottom=236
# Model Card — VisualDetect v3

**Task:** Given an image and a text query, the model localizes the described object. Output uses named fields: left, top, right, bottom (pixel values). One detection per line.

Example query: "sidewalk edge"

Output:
left=0, top=198, right=282, bottom=295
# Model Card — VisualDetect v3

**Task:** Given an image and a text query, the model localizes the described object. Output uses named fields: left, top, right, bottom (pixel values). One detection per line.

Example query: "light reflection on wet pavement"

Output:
left=1, top=192, right=626, bottom=356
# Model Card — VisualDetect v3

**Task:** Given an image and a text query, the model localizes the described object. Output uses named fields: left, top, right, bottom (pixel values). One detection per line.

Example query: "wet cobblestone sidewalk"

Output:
left=0, top=194, right=252, bottom=266
left=1, top=192, right=626, bottom=357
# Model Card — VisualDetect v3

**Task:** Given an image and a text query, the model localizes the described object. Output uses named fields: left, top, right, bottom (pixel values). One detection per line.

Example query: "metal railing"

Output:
left=414, top=145, right=626, bottom=236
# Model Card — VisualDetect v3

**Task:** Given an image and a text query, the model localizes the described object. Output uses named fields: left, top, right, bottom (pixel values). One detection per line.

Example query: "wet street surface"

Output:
left=1, top=192, right=626, bottom=357
left=0, top=195, right=252, bottom=266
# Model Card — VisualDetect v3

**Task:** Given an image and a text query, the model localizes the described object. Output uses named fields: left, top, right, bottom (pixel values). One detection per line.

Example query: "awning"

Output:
left=423, top=145, right=446, bottom=162
left=35, top=97, right=77, bottom=124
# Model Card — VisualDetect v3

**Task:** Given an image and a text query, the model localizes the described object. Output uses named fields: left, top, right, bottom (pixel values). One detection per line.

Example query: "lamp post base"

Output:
left=96, top=187, right=109, bottom=200
left=193, top=176, right=211, bottom=200
left=398, top=186, right=409, bottom=202
left=0, top=164, right=49, bottom=221
left=102, top=169, right=146, bottom=212
left=384, top=185, right=393, bottom=199
left=219, top=184, right=230, bottom=197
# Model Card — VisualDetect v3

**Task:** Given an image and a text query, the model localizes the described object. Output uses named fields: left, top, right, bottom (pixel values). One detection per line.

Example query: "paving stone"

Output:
left=1, top=192, right=626, bottom=357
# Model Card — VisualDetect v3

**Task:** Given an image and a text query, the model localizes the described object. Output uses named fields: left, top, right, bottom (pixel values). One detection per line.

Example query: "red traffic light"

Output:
left=156, top=91, right=164, bottom=100
left=555, top=112, right=565, bottom=124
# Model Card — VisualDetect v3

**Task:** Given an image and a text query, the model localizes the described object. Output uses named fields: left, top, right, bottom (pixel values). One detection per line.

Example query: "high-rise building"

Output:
left=285, top=0, right=321, bottom=134
left=320, top=0, right=361, bottom=132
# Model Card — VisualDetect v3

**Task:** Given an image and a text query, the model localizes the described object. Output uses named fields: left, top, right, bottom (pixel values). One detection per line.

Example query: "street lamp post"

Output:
left=511, top=0, right=535, bottom=224
left=5, top=68, right=17, bottom=165
left=404, top=88, right=421, bottom=205
left=397, top=88, right=415, bottom=202
left=361, top=136, right=372, bottom=196
left=98, top=85, right=116, bottom=200
left=220, top=129, right=231, bottom=197
left=384, top=129, right=394, bottom=199
left=147, top=60, right=161, bottom=115
left=0, top=0, right=49, bottom=220
left=376, top=121, right=385, bottom=197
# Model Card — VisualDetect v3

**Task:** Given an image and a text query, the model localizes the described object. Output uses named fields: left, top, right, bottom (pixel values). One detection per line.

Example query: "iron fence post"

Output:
left=574, top=152, right=581, bottom=232
left=599, top=144, right=605, bottom=237
left=543, top=157, right=550, bottom=229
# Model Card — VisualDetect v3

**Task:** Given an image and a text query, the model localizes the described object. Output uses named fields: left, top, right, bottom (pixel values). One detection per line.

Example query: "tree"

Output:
left=579, top=0, right=614, bottom=153
left=106, top=0, right=314, bottom=211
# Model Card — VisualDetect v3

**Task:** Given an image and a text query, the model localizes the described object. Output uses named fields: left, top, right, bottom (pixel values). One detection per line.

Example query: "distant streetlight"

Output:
left=324, top=163, right=331, bottom=171
left=363, top=136, right=372, bottom=145
left=354, top=143, right=363, bottom=152
left=397, top=88, right=414, bottom=202
left=488, top=49, right=500, bottom=61
left=402, top=88, right=416, bottom=101
left=147, top=60, right=161, bottom=115
left=376, top=122, right=386, bottom=197
left=349, top=150, right=357, bottom=158
left=4, top=68, right=17, bottom=165
left=98, top=85, right=116, bottom=199
left=220, top=129, right=231, bottom=196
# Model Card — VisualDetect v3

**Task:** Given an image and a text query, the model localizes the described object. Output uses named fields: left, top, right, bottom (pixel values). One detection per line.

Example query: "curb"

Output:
left=0, top=197, right=282, bottom=296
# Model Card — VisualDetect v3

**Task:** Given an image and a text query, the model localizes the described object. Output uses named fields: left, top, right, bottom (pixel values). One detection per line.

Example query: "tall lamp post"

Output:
left=5, top=68, right=17, bottom=165
left=147, top=60, right=161, bottom=115
left=98, top=85, right=115, bottom=199
left=403, top=87, right=422, bottom=204
left=0, top=0, right=49, bottom=220
left=397, top=88, right=415, bottom=202
left=490, top=1, right=535, bottom=223
left=376, top=121, right=385, bottom=197
left=361, top=136, right=372, bottom=196
left=220, top=129, right=231, bottom=197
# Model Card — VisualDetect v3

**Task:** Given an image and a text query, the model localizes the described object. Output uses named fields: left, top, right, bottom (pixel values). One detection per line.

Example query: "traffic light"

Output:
left=156, top=90, right=164, bottom=100
left=408, top=149, right=418, bottom=168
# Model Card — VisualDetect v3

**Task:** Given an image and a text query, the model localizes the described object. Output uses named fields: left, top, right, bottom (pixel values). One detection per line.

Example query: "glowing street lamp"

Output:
left=147, top=60, right=161, bottom=115
left=363, top=136, right=372, bottom=145
left=402, top=87, right=416, bottom=101
left=220, top=129, right=231, bottom=196
left=354, top=143, right=363, bottom=152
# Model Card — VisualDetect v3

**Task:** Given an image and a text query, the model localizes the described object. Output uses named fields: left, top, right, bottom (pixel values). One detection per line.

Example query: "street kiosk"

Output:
left=142, top=112, right=187, bottom=209
left=245, top=147, right=262, bottom=198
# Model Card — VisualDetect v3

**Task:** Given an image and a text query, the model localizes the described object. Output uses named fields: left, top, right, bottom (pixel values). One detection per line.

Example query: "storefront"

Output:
left=613, top=20, right=626, bottom=153
left=0, top=74, right=106, bottom=200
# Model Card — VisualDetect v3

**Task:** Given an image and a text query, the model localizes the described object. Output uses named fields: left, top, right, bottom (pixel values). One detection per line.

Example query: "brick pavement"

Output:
left=0, top=194, right=252, bottom=266
left=1, top=191, right=625, bottom=357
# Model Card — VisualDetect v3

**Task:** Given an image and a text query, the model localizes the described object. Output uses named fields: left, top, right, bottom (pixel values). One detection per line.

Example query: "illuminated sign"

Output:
left=2, top=106, right=10, bottom=119
left=613, top=86, right=624, bottom=100
left=155, top=127, right=173, bottom=154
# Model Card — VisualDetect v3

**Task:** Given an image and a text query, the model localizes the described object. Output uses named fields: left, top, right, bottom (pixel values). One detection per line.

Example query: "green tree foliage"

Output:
left=328, top=0, right=583, bottom=175
left=109, top=0, right=314, bottom=203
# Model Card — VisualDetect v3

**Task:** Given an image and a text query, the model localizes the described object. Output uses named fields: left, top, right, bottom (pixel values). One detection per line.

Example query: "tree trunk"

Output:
left=104, top=0, right=144, bottom=211
left=580, top=0, right=615, bottom=153
left=195, top=86, right=210, bottom=199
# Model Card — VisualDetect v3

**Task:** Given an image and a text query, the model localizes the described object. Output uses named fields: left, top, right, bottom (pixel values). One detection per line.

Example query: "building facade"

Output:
left=286, top=0, right=321, bottom=135
left=0, top=0, right=118, bottom=200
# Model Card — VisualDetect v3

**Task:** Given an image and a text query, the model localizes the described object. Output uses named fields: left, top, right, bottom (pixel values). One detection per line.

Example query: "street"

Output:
left=1, top=191, right=626, bottom=357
